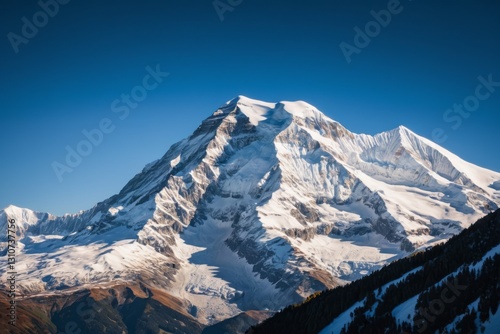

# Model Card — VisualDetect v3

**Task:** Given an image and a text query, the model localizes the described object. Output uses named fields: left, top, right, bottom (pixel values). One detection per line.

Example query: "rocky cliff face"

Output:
left=1, top=96, right=499, bottom=325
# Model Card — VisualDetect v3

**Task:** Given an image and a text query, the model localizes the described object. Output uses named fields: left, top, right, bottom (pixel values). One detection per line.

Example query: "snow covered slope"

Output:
left=1, top=96, right=499, bottom=325
left=251, top=209, right=500, bottom=334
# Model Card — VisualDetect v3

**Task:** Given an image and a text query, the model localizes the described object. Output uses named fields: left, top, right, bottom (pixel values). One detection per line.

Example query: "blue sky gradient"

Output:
left=1, top=0, right=499, bottom=215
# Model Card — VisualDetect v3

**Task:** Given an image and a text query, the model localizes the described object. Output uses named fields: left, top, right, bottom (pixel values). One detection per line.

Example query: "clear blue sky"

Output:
left=1, top=0, right=499, bottom=215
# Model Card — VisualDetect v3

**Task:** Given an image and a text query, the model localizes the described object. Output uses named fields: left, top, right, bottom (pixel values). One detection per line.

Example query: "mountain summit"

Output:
left=1, top=97, right=499, bottom=327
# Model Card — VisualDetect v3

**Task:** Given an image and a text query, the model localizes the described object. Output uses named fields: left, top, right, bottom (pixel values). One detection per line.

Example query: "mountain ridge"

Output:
left=1, top=96, right=499, bottom=327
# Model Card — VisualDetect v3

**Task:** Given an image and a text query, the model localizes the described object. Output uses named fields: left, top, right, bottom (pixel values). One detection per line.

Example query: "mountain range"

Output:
left=1, top=96, right=499, bottom=333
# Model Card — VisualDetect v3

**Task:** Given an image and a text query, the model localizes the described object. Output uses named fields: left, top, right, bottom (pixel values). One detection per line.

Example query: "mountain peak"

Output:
left=226, top=95, right=274, bottom=107
left=382, top=124, right=423, bottom=150
left=222, top=96, right=333, bottom=127
left=1, top=96, right=499, bottom=328
left=387, top=125, right=414, bottom=137
left=4, top=204, right=21, bottom=211
left=396, top=124, right=410, bottom=132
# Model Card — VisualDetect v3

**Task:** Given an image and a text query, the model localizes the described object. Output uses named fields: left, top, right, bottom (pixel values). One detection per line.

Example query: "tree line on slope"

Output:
left=248, top=210, right=500, bottom=334
left=340, top=253, right=499, bottom=333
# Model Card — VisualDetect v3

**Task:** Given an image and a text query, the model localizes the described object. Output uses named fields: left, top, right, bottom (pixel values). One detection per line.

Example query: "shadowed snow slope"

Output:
left=1, top=96, right=499, bottom=326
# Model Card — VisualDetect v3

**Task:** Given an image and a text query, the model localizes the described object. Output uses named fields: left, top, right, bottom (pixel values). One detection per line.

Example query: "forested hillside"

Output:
left=250, top=210, right=500, bottom=334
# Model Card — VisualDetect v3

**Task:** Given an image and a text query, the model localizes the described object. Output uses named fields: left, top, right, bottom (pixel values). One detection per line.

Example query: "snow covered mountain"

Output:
left=1, top=96, right=499, bottom=328
left=251, top=209, right=500, bottom=334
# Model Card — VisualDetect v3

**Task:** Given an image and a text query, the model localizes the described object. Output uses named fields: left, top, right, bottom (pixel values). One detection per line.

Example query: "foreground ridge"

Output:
left=249, top=209, right=500, bottom=334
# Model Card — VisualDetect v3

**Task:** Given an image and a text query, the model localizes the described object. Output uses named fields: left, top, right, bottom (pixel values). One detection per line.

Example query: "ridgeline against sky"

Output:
left=1, top=0, right=499, bottom=215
